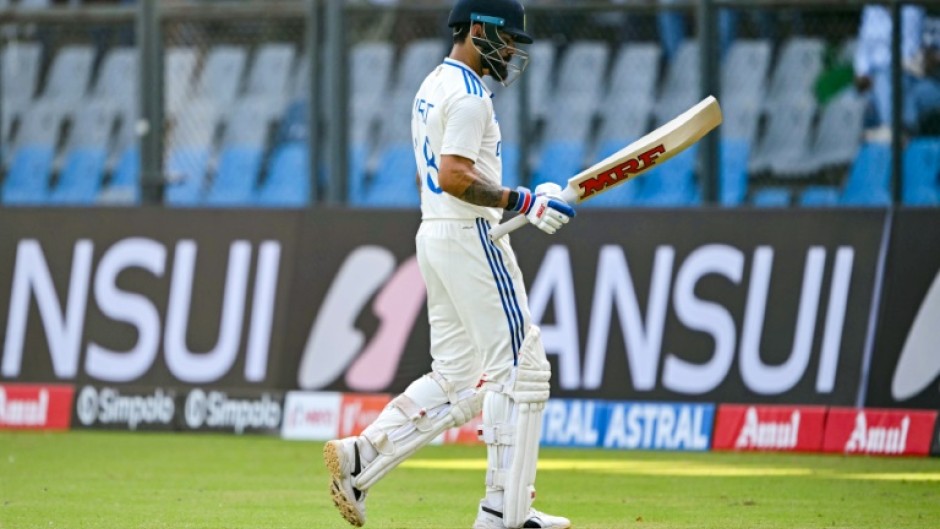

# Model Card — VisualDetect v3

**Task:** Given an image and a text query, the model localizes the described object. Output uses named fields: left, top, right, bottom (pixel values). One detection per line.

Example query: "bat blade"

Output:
left=565, top=95, right=722, bottom=203
left=489, top=96, right=722, bottom=240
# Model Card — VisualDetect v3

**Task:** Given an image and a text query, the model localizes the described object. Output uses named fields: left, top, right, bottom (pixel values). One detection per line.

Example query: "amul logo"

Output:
left=844, top=413, right=910, bottom=455
left=735, top=408, right=800, bottom=450
left=0, top=387, right=48, bottom=427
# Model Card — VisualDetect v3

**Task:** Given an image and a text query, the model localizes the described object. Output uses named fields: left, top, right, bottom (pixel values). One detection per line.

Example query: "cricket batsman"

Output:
left=324, top=1, right=575, bottom=527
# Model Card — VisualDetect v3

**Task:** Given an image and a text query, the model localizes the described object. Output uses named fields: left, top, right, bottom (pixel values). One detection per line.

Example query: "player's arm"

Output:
left=439, top=154, right=573, bottom=234
left=438, top=97, right=574, bottom=233
left=438, top=154, right=510, bottom=208
left=437, top=95, right=510, bottom=207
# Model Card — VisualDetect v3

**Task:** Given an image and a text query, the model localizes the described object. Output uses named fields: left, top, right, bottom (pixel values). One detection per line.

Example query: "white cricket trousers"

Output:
left=416, top=218, right=532, bottom=389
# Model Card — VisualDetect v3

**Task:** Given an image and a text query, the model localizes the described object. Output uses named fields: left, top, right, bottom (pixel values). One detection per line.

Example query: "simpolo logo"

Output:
left=184, top=389, right=282, bottom=434
left=76, top=386, right=175, bottom=430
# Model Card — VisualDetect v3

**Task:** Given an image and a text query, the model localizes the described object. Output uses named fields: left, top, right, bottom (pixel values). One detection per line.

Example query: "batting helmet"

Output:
left=448, top=0, right=533, bottom=44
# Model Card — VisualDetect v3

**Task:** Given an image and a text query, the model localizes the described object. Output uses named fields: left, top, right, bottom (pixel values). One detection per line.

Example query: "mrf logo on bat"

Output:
left=578, top=144, right=666, bottom=199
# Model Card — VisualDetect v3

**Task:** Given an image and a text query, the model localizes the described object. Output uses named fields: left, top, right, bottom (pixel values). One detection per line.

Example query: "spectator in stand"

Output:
left=853, top=4, right=924, bottom=135
left=907, top=10, right=940, bottom=135
left=656, top=0, right=799, bottom=62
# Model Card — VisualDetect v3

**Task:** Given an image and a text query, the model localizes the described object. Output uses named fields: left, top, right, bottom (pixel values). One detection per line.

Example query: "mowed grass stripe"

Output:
left=402, top=458, right=940, bottom=480
left=2, top=432, right=939, bottom=529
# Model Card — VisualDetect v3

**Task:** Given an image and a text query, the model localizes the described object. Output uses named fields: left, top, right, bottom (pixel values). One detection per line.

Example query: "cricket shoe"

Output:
left=323, top=437, right=367, bottom=527
left=472, top=502, right=571, bottom=529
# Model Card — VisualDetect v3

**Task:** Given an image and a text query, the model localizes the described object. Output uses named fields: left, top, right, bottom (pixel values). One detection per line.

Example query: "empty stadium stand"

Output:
left=0, top=8, right=928, bottom=212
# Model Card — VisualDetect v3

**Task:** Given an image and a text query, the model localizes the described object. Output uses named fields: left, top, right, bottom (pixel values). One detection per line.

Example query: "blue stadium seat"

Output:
left=604, top=43, right=661, bottom=115
left=243, top=43, right=296, bottom=113
left=193, top=45, right=248, bottom=107
left=204, top=146, right=264, bottom=206
left=256, top=142, right=309, bottom=207
left=654, top=40, right=700, bottom=125
left=2, top=41, right=43, bottom=143
left=34, top=44, right=95, bottom=112
left=91, top=47, right=138, bottom=113
left=531, top=140, right=585, bottom=189
left=348, top=142, right=369, bottom=204
left=166, top=47, right=198, bottom=118
left=765, top=37, right=824, bottom=109
left=751, top=187, right=791, bottom=207
left=634, top=146, right=700, bottom=207
left=720, top=139, right=750, bottom=206
left=165, top=148, right=211, bottom=206
left=99, top=147, right=140, bottom=205
left=840, top=142, right=892, bottom=206
left=3, top=101, right=62, bottom=204
left=800, top=186, right=841, bottom=207
left=47, top=147, right=108, bottom=205
left=594, top=138, right=630, bottom=162
left=276, top=99, right=308, bottom=144
left=500, top=142, right=521, bottom=189
left=360, top=143, right=419, bottom=208
left=902, top=137, right=940, bottom=206
left=554, top=41, right=610, bottom=105
left=3, top=145, right=55, bottom=204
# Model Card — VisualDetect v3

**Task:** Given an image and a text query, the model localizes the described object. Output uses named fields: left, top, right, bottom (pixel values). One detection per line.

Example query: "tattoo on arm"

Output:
left=440, top=155, right=509, bottom=207
left=459, top=178, right=505, bottom=207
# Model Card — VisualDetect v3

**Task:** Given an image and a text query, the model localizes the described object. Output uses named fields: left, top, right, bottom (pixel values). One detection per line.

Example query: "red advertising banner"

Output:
left=823, top=408, right=938, bottom=456
left=0, top=383, right=74, bottom=430
left=339, top=394, right=392, bottom=437
left=712, top=404, right=827, bottom=452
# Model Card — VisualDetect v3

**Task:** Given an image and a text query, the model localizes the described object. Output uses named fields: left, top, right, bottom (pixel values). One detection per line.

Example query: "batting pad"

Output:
left=354, top=372, right=482, bottom=490
left=480, top=325, right=551, bottom=528
left=503, top=400, right=544, bottom=527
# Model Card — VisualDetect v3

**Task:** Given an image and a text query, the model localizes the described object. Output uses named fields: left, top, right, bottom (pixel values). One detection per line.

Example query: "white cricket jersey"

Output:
left=412, top=58, right=504, bottom=223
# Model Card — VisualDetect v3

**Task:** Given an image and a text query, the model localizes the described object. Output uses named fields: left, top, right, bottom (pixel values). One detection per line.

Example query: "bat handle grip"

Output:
left=488, top=214, right=529, bottom=241
left=489, top=187, right=580, bottom=241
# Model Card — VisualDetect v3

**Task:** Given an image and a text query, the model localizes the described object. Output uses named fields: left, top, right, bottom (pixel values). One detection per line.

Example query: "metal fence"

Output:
left=1, top=0, right=938, bottom=208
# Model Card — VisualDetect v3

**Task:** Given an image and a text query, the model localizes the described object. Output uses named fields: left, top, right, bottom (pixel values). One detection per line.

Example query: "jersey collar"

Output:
left=443, top=58, right=493, bottom=97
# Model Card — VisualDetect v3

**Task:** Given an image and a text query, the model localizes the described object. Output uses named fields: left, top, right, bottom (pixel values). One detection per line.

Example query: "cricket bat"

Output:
left=489, top=95, right=723, bottom=240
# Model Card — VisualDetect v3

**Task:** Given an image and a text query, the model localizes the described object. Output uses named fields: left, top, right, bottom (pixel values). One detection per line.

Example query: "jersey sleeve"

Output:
left=440, top=94, right=489, bottom=162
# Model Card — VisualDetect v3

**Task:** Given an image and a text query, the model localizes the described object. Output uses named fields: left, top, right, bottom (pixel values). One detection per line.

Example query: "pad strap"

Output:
left=477, top=423, right=515, bottom=445
left=353, top=372, right=483, bottom=491
left=391, top=394, right=433, bottom=432
left=486, top=468, right=508, bottom=488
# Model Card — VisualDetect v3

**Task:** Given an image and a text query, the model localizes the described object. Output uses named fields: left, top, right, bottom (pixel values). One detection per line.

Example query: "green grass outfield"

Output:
left=2, top=431, right=939, bottom=529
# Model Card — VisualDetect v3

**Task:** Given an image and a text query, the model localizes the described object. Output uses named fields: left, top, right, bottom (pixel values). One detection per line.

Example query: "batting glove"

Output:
left=508, top=184, right=576, bottom=235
